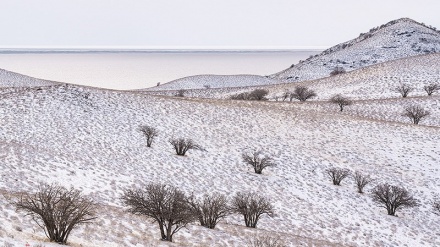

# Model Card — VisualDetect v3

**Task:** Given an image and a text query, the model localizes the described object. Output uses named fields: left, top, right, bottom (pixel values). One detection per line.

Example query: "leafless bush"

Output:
left=230, top=89, right=269, bottom=101
left=433, top=199, right=440, bottom=215
left=231, top=192, right=273, bottom=228
left=14, top=184, right=96, bottom=244
left=242, top=151, right=276, bottom=174
left=394, top=83, right=413, bottom=98
left=246, top=233, right=286, bottom=247
left=290, top=86, right=317, bottom=102
left=325, top=167, right=351, bottom=185
left=139, top=125, right=159, bottom=147
left=230, top=92, right=251, bottom=100
left=371, top=183, right=418, bottom=216
left=330, top=67, right=346, bottom=76
left=121, top=183, right=197, bottom=242
left=402, top=105, right=430, bottom=124
left=189, top=193, right=230, bottom=229
left=175, top=89, right=186, bottom=97
left=281, top=90, right=290, bottom=101
left=353, top=171, right=373, bottom=193
left=424, top=83, right=440, bottom=96
left=169, top=138, right=203, bottom=156
left=330, top=94, right=353, bottom=112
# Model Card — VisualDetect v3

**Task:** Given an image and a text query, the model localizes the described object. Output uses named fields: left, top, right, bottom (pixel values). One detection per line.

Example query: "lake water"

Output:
left=0, top=50, right=321, bottom=90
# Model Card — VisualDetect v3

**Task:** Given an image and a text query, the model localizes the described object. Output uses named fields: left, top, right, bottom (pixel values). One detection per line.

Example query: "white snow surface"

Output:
left=146, top=74, right=280, bottom=91
left=0, top=69, right=58, bottom=88
left=0, top=82, right=439, bottom=246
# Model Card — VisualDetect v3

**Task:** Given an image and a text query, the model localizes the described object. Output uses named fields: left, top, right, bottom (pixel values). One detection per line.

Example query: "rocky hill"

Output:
left=272, top=18, right=440, bottom=82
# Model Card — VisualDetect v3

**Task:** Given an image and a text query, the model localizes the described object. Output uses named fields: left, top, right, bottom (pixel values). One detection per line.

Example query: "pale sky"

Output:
left=0, top=0, right=439, bottom=49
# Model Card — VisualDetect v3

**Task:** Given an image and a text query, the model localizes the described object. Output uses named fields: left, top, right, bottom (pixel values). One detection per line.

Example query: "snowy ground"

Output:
left=0, top=84, right=439, bottom=246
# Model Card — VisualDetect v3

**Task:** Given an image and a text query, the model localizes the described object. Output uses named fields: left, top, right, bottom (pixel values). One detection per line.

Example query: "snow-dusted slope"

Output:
left=0, top=68, right=58, bottom=87
left=272, top=18, right=440, bottom=82
left=153, top=52, right=440, bottom=101
left=146, top=74, right=279, bottom=91
left=0, top=84, right=439, bottom=246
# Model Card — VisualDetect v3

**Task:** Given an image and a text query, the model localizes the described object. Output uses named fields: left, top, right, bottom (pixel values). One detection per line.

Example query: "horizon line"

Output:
left=0, top=45, right=329, bottom=51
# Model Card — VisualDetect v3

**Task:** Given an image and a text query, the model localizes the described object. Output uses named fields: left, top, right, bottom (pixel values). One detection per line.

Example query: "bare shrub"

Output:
left=433, top=198, right=440, bottom=215
left=424, top=83, right=440, bottom=96
left=394, top=83, right=413, bottom=98
left=330, top=67, right=346, bottom=76
left=230, top=92, right=251, bottom=100
left=14, top=184, right=96, bottom=244
left=290, top=86, right=317, bottom=102
left=246, top=233, right=286, bottom=247
left=242, top=151, right=276, bottom=174
left=139, top=125, right=159, bottom=147
left=169, top=138, right=203, bottom=156
left=121, top=183, right=197, bottom=242
left=230, top=89, right=269, bottom=101
left=281, top=90, right=290, bottom=101
left=353, top=171, right=373, bottom=193
left=231, top=192, right=273, bottom=228
left=371, top=183, right=418, bottom=216
left=189, top=193, right=230, bottom=229
left=175, top=89, right=186, bottom=97
left=325, top=167, right=351, bottom=185
left=330, top=94, right=353, bottom=112
left=402, top=105, right=430, bottom=124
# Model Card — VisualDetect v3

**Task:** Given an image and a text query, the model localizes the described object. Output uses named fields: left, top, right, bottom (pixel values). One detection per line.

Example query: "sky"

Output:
left=0, top=0, right=439, bottom=49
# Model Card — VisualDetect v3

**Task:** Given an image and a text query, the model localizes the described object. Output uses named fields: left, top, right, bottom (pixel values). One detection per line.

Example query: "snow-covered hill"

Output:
left=0, top=84, right=439, bottom=246
left=272, top=18, right=440, bottom=82
left=146, top=18, right=440, bottom=91
left=146, top=74, right=280, bottom=91
left=0, top=68, right=58, bottom=88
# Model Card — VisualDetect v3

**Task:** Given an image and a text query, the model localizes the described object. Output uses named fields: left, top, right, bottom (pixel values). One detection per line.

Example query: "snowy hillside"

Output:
left=146, top=74, right=280, bottom=91
left=0, top=84, right=439, bottom=246
left=146, top=18, right=440, bottom=91
left=175, top=52, right=440, bottom=100
left=0, top=68, right=58, bottom=88
left=272, top=18, right=440, bottom=82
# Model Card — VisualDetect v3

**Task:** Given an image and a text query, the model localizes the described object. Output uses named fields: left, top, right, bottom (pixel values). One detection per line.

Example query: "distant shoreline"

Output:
left=0, top=49, right=324, bottom=54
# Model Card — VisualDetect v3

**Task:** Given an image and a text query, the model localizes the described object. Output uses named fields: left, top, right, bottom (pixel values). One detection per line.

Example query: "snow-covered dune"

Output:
left=146, top=74, right=280, bottom=91
left=0, top=68, right=58, bottom=88
left=0, top=84, right=439, bottom=246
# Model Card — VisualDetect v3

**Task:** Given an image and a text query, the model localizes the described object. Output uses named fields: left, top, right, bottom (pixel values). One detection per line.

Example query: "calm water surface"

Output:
left=0, top=51, right=320, bottom=90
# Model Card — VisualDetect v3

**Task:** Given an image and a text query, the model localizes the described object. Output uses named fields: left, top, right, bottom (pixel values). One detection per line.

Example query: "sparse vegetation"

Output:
left=189, top=193, right=230, bottom=229
left=394, top=83, right=413, bottom=98
left=353, top=171, right=373, bottom=193
left=424, top=83, right=440, bottom=96
left=14, top=184, right=96, bottom=244
left=169, top=138, right=203, bottom=156
left=231, top=192, right=273, bottom=228
left=371, top=183, right=418, bottom=216
left=290, top=86, right=317, bottom=102
left=246, top=233, right=286, bottom=247
left=242, top=150, right=276, bottom=174
left=330, top=94, right=353, bottom=111
left=402, top=105, right=430, bottom=124
left=175, top=89, right=186, bottom=97
left=330, top=66, right=346, bottom=76
left=230, top=89, right=269, bottom=101
left=326, top=167, right=351, bottom=185
left=434, top=199, right=440, bottom=215
left=139, top=125, right=159, bottom=147
left=121, top=183, right=197, bottom=242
